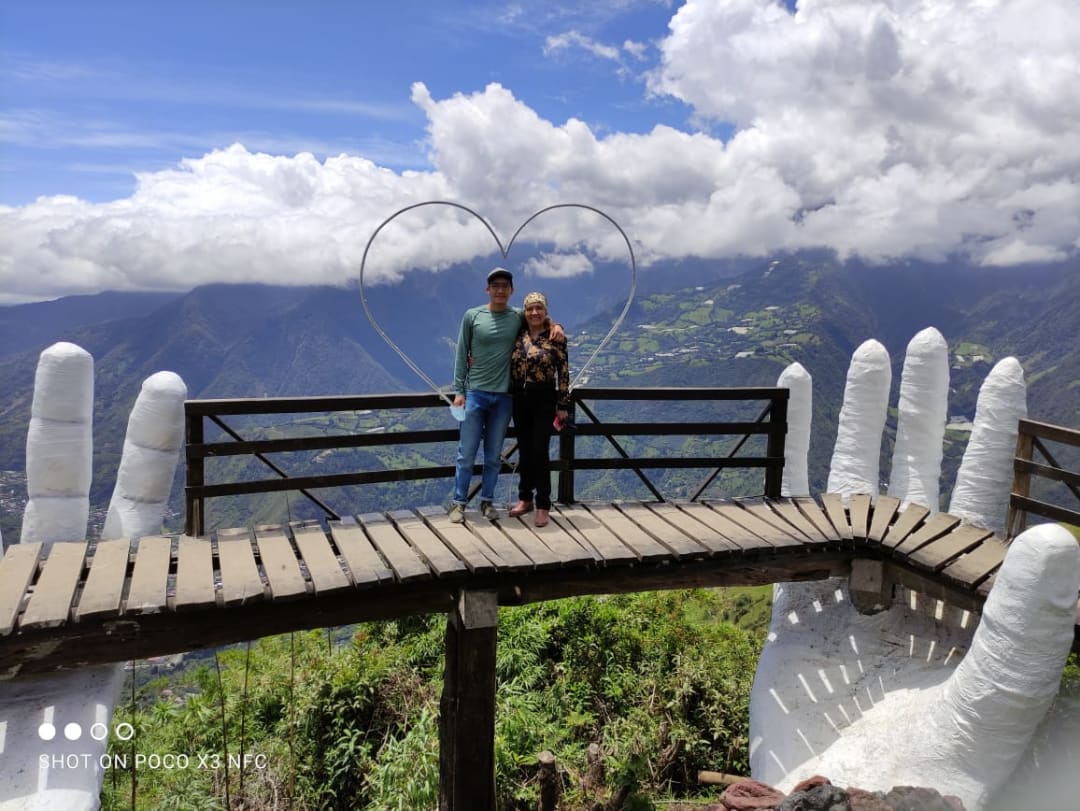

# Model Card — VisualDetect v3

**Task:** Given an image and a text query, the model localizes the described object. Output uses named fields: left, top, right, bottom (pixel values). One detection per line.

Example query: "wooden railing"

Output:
left=1006, top=418, right=1080, bottom=538
left=184, top=386, right=788, bottom=536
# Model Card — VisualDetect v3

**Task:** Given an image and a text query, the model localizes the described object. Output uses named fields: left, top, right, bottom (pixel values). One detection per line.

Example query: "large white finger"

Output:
left=887, top=327, right=949, bottom=510
left=752, top=364, right=826, bottom=785
left=827, top=340, right=890, bottom=498
left=948, top=357, right=1026, bottom=534
left=0, top=665, right=126, bottom=810
left=102, top=371, right=188, bottom=540
left=3, top=342, right=118, bottom=810
left=778, top=362, right=812, bottom=498
left=20, top=343, right=93, bottom=545
left=758, top=344, right=882, bottom=775
left=920, top=523, right=1080, bottom=806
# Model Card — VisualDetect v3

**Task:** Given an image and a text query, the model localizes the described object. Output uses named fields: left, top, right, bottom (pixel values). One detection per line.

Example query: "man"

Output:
left=448, top=267, right=563, bottom=523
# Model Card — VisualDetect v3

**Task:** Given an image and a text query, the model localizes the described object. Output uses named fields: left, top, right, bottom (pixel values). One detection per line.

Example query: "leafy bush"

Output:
left=103, top=589, right=761, bottom=810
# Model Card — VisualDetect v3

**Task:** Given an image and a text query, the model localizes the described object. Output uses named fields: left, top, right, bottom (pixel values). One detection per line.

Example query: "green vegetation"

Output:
left=1065, top=653, right=1079, bottom=687
left=101, top=590, right=765, bottom=811
left=953, top=341, right=991, bottom=357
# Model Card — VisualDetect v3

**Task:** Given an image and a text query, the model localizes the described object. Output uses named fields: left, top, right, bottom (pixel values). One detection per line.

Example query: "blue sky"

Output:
left=1, top=0, right=1076, bottom=303
left=2, top=0, right=713, bottom=204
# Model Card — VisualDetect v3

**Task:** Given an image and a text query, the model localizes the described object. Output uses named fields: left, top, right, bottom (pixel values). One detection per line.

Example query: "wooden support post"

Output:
left=584, top=742, right=604, bottom=796
left=439, top=590, right=498, bottom=811
left=537, top=750, right=559, bottom=811
left=764, top=392, right=788, bottom=499
left=184, top=410, right=205, bottom=537
left=1006, top=425, right=1034, bottom=539
left=849, top=558, right=891, bottom=614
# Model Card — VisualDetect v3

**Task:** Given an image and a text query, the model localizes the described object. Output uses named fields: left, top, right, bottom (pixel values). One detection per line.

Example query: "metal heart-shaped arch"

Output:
left=358, top=201, right=638, bottom=403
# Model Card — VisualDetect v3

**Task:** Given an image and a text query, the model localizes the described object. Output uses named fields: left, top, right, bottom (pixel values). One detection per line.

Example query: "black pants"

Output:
left=512, top=389, right=557, bottom=509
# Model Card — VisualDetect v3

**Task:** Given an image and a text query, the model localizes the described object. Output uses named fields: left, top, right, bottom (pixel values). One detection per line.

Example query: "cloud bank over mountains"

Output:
left=2, top=0, right=1078, bottom=303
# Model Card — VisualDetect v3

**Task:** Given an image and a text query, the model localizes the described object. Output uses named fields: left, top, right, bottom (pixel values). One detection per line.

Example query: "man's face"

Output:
left=486, top=278, right=512, bottom=305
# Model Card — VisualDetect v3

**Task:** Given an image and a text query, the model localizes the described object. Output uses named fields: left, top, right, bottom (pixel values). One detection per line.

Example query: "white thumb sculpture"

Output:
left=0, top=345, right=187, bottom=811
left=753, top=337, right=1079, bottom=809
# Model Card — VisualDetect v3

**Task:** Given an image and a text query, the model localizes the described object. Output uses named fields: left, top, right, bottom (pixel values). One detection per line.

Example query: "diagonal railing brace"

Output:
left=690, top=402, right=773, bottom=502
left=574, top=400, right=665, bottom=502
left=206, top=415, right=340, bottom=522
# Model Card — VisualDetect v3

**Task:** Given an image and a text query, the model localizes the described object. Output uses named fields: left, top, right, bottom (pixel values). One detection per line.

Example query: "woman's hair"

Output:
left=522, top=291, right=548, bottom=311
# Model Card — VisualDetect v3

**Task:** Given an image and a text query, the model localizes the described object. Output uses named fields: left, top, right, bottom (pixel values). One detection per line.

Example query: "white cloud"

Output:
left=623, top=39, right=649, bottom=60
left=2, top=0, right=1078, bottom=302
left=980, top=239, right=1067, bottom=267
left=0, top=145, right=455, bottom=302
left=647, top=0, right=1080, bottom=262
left=523, top=252, right=595, bottom=279
left=544, top=31, right=622, bottom=62
left=543, top=29, right=652, bottom=77
left=5, top=54, right=416, bottom=122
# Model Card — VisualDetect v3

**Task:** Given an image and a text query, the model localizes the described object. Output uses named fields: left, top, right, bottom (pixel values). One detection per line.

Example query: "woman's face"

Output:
left=524, top=302, right=547, bottom=328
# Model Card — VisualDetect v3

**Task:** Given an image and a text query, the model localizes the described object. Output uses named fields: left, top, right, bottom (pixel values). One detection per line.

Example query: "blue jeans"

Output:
left=453, top=390, right=513, bottom=505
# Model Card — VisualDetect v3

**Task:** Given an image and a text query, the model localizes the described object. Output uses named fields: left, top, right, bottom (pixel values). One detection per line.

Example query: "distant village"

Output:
left=1, top=469, right=180, bottom=547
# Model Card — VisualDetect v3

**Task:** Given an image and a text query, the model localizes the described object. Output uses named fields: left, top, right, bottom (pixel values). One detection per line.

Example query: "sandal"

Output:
left=509, top=500, right=534, bottom=517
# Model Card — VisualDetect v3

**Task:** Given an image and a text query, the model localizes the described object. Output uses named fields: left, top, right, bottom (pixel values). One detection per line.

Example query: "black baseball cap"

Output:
left=487, top=267, right=513, bottom=285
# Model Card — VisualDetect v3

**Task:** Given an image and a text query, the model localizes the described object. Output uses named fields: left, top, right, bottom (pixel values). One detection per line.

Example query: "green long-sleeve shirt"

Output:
left=454, top=305, right=524, bottom=395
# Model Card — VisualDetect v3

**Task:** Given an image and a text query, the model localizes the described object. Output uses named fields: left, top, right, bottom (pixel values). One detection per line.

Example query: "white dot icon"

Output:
left=114, top=722, right=135, bottom=741
left=38, top=723, right=56, bottom=741
left=64, top=723, right=82, bottom=741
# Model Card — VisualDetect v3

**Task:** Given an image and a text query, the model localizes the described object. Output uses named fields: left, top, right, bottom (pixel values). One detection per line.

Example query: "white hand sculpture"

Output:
left=0, top=342, right=186, bottom=811
left=751, top=331, right=1080, bottom=810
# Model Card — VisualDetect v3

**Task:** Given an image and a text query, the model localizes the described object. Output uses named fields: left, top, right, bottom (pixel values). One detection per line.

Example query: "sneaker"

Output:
left=480, top=501, right=499, bottom=521
left=448, top=503, right=465, bottom=524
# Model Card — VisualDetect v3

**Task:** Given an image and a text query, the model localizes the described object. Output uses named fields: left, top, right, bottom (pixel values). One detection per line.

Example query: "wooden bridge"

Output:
left=2, top=386, right=1078, bottom=675
left=1, top=388, right=1077, bottom=809
left=1, top=491, right=1030, bottom=678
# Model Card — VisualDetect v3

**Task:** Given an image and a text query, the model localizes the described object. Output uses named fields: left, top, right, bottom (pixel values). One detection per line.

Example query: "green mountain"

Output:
left=1, top=257, right=1076, bottom=541
left=0, top=290, right=183, bottom=361
left=566, top=257, right=1079, bottom=496
left=0, top=284, right=403, bottom=540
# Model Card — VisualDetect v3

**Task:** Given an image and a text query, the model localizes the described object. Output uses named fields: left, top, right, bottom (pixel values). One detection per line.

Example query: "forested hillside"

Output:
left=1, top=256, right=1076, bottom=539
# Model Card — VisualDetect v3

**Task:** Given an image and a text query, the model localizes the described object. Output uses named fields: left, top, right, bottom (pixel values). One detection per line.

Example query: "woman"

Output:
left=508, top=291, right=570, bottom=527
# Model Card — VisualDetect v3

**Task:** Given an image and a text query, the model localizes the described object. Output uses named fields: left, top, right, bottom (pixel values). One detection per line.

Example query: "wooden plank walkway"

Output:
left=1, top=495, right=1076, bottom=677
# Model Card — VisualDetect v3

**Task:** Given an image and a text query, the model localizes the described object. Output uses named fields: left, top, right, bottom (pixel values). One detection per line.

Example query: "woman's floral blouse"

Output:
left=510, top=328, right=570, bottom=409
